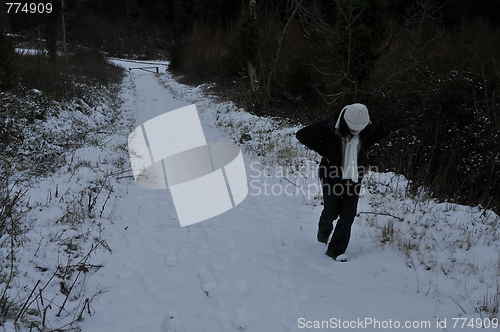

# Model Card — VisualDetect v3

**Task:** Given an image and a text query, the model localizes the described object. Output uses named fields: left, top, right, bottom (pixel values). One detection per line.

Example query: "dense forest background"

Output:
left=2, top=0, right=500, bottom=212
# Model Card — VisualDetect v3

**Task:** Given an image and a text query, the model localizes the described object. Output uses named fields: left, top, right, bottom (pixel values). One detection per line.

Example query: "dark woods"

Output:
left=2, top=0, right=500, bottom=212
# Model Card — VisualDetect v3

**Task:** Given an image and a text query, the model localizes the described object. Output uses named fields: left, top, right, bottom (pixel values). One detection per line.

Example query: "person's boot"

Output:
left=325, top=251, right=348, bottom=262
left=317, top=230, right=329, bottom=244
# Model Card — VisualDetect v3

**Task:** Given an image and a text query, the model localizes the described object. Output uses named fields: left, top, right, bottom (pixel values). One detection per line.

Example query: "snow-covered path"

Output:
left=81, top=61, right=467, bottom=331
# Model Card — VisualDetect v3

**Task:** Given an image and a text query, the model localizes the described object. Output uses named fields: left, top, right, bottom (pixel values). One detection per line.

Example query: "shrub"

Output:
left=368, top=68, right=500, bottom=212
left=10, top=46, right=123, bottom=101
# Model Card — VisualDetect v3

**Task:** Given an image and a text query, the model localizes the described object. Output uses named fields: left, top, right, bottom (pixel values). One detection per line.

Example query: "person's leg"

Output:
left=326, top=181, right=359, bottom=256
left=317, top=180, right=341, bottom=243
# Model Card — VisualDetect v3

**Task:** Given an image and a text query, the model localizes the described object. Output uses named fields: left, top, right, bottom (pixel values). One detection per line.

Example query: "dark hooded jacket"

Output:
left=296, top=110, right=391, bottom=182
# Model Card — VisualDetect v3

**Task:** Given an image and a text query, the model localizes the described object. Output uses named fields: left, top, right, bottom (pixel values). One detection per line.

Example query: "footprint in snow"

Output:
left=237, top=279, right=252, bottom=296
left=305, top=261, right=334, bottom=275
left=165, top=250, right=178, bottom=267
left=231, top=307, right=249, bottom=331
left=202, top=280, right=218, bottom=297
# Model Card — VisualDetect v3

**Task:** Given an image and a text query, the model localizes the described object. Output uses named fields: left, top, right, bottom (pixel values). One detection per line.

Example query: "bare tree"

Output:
left=61, top=0, right=67, bottom=55
left=247, top=0, right=303, bottom=113
left=295, top=0, right=390, bottom=110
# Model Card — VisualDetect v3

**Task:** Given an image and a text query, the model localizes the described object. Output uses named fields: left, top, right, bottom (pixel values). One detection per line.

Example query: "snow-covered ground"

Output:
left=78, top=60, right=498, bottom=331
left=3, top=59, right=499, bottom=331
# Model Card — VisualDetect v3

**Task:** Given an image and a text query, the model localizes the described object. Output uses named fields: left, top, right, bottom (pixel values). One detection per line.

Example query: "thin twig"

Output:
left=14, top=280, right=41, bottom=324
left=358, top=211, right=404, bottom=221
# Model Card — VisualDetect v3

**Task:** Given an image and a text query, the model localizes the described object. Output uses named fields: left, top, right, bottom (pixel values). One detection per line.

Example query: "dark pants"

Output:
left=318, top=179, right=360, bottom=256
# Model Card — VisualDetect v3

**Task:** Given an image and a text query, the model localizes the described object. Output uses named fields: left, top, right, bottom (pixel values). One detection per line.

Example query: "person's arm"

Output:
left=365, top=116, right=392, bottom=148
left=295, top=119, right=330, bottom=158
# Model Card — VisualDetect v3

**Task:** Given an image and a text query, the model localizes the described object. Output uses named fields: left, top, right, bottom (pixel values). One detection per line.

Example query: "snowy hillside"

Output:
left=3, top=59, right=499, bottom=332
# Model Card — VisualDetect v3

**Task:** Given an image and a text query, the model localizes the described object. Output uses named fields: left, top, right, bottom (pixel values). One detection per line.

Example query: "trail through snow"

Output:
left=80, top=60, right=473, bottom=331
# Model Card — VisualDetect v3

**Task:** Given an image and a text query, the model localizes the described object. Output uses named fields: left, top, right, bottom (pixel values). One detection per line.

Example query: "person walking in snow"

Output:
left=296, top=104, right=391, bottom=262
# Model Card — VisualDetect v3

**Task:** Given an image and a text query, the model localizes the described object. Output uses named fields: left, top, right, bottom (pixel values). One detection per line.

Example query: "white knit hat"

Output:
left=342, top=103, right=370, bottom=131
